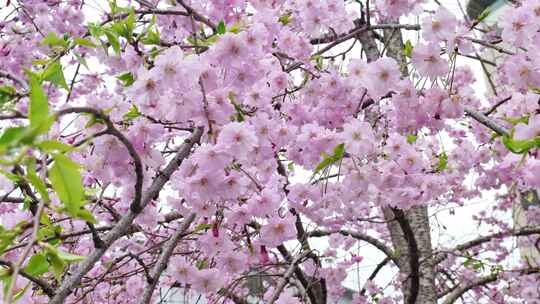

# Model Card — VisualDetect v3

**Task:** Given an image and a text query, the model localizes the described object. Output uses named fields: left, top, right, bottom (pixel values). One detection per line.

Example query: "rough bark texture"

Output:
left=380, top=20, right=438, bottom=304
left=383, top=207, right=437, bottom=304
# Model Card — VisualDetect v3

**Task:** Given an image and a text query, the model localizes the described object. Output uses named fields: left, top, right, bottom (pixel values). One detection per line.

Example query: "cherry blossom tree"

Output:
left=0, top=0, right=539, bottom=303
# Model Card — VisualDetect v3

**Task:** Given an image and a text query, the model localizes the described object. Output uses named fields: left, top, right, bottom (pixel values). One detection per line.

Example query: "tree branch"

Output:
left=391, top=208, right=420, bottom=304
left=49, top=127, right=203, bottom=304
left=139, top=212, right=197, bottom=304
left=308, top=229, right=397, bottom=264
left=0, top=259, right=56, bottom=298
left=442, top=267, right=540, bottom=304
left=57, top=107, right=145, bottom=213
left=464, top=107, right=509, bottom=137
left=268, top=251, right=310, bottom=304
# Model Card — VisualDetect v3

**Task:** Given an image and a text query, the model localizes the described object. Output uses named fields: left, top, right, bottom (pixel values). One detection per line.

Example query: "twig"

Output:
left=464, top=107, right=509, bottom=137
left=139, top=213, right=197, bottom=304
left=0, top=259, right=56, bottom=298
left=267, top=251, right=310, bottom=304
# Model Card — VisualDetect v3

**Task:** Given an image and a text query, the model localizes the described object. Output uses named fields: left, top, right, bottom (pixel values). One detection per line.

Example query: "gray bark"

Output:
left=355, top=17, right=438, bottom=303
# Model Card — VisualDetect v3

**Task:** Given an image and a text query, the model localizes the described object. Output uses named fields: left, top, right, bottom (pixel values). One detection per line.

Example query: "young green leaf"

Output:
left=104, top=29, right=121, bottom=54
left=35, top=140, right=74, bottom=153
left=41, top=32, right=69, bottom=48
left=27, top=72, right=49, bottom=130
left=403, top=40, right=414, bottom=58
left=74, top=37, right=97, bottom=48
left=0, top=85, right=16, bottom=105
left=117, top=72, right=135, bottom=87
left=217, top=20, right=226, bottom=34
left=24, top=253, right=49, bottom=277
left=502, top=135, right=539, bottom=154
left=41, top=61, right=69, bottom=90
left=49, top=154, right=85, bottom=216
left=406, top=134, right=418, bottom=144
left=435, top=152, right=448, bottom=172
left=0, top=127, right=27, bottom=153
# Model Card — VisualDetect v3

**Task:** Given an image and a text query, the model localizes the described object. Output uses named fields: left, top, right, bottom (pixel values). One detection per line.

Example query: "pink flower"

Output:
left=191, top=143, right=232, bottom=173
left=515, top=115, right=540, bottom=141
left=218, top=250, right=248, bottom=274
left=365, top=58, right=400, bottom=99
left=500, top=9, right=535, bottom=48
left=422, top=7, right=457, bottom=42
left=191, top=268, right=225, bottom=293
left=247, top=187, right=282, bottom=217
left=502, top=54, right=540, bottom=92
left=341, top=120, right=376, bottom=158
left=169, top=256, right=197, bottom=284
left=214, top=33, right=249, bottom=65
left=198, top=231, right=234, bottom=257
left=376, top=0, right=411, bottom=18
left=154, top=45, right=183, bottom=87
left=260, top=216, right=296, bottom=247
left=128, top=67, right=161, bottom=113
left=411, top=43, right=448, bottom=79
left=217, top=122, right=258, bottom=160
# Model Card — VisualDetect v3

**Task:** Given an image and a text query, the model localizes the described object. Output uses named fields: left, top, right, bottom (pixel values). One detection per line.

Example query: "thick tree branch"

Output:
left=391, top=208, right=420, bottom=304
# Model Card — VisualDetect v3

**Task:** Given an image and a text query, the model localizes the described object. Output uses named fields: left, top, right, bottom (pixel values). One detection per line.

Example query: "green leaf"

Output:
left=73, top=52, right=89, bottom=69
left=117, top=72, right=135, bottom=87
left=217, top=20, right=226, bottom=34
left=13, top=283, right=30, bottom=301
left=123, top=104, right=142, bottom=121
left=49, top=154, right=85, bottom=216
left=24, top=253, right=49, bottom=277
left=0, top=85, right=16, bottom=105
left=313, top=155, right=334, bottom=176
left=41, top=61, right=68, bottom=90
left=41, top=243, right=85, bottom=280
left=332, top=143, right=345, bottom=160
left=406, top=134, right=418, bottom=144
left=476, top=8, right=491, bottom=23
left=403, top=40, right=414, bottom=58
left=88, top=23, right=104, bottom=38
left=41, top=32, right=69, bottom=48
left=27, top=72, right=49, bottom=130
left=74, top=37, right=97, bottom=48
left=502, top=135, right=540, bottom=154
left=278, top=13, right=292, bottom=25
left=26, top=160, right=50, bottom=202
left=45, top=252, right=64, bottom=281
left=193, top=223, right=212, bottom=233
left=56, top=249, right=86, bottom=262
left=0, top=127, right=26, bottom=153
left=313, top=143, right=346, bottom=176
left=141, top=28, right=161, bottom=45
left=104, top=29, right=121, bottom=54
left=0, top=225, right=19, bottom=255
left=35, top=140, right=73, bottom=153
left=435, top=152, right=448, bottom=172
left=75, top=208, right=97, bottom=224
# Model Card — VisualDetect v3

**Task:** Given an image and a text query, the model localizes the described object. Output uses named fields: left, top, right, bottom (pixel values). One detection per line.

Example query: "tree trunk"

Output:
left=380, top=18, right=438, bottom=303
